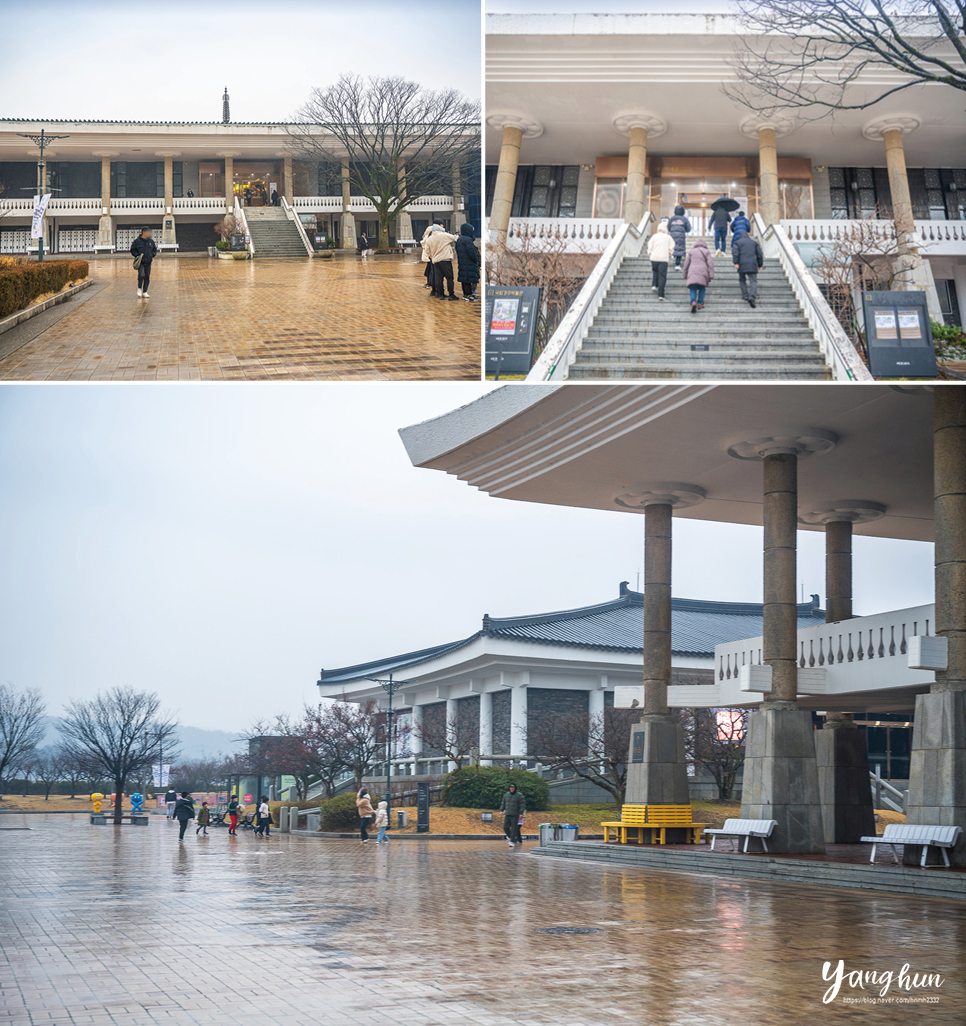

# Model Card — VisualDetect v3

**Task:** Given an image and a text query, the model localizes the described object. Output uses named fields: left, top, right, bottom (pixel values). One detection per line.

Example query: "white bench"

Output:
left=704, top=818, right=778, bottom=853
left=859, top=823, right=963, bottom=867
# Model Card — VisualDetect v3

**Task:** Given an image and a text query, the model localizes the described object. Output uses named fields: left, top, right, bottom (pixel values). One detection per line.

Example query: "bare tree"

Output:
left=287, top=75, right=480, bottom=249
left=727, top=1, right=966, bottom=121
left=59, top=687, right=179, bottom=824
left=676, top=708, right=747, bottom=802
left=413, top=712, right=473, bottom=771
left=326, top=698, right=386, bottom=791
left=168, top=756, right=227, bottom=793
left=213, top=214, right=243, bottom=243
left=525, top=707, right=639, bottom=805
left=56, top=744, right=87, bottom=799
left=31, top=747, right=65, bottom=800
left=0, top=684, right=46, bottom=800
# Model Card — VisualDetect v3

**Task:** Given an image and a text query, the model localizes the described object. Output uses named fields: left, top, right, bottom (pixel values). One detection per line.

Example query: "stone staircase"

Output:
left=243, top=206, right=310, bottom=257
left=568, top=236, right=831, bottom=380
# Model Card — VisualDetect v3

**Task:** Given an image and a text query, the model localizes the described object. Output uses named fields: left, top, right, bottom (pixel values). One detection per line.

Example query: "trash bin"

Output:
left=207, top=246, right=216, bottom=256
left=306, top=811, right=320, bottom=831
left=397, top=810, right=408, bottom=828
left=539, top=824, right=554, bottom=846
left=557, top=825, right=579, bottom=842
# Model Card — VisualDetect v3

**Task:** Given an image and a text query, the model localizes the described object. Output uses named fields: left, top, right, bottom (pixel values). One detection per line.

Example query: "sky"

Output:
left=0, top=383, right=934, bottom=735
left=0, top=0, right=481, bottom=123
left=488, top=1, right=736, bottom=12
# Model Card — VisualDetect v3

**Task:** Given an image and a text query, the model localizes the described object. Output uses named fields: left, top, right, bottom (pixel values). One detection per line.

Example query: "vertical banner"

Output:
left=30, top=194, right=51, bottom=239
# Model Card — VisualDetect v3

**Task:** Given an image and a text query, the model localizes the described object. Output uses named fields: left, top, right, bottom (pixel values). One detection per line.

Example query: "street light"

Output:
left=15, top=128, right=69, bottom=262
left=364, top=672, right=417, bottom=812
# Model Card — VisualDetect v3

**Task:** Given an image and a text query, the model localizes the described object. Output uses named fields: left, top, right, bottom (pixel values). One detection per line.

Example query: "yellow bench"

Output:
left=602, top=804, right=706, bottom=845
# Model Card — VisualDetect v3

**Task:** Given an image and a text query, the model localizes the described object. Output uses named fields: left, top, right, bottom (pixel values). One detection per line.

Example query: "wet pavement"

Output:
left=0, top=256, right=480, bottom=381
left=1, top=814, right=964, bottom=1025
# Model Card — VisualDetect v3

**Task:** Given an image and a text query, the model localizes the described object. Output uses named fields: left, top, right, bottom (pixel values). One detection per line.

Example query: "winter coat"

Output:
left=423, top=230, right=457, bottom=264
left=499, top=789, right=526, bottom=818
left=455, top=224, right=480, bottom=283
left=197, top=807, right=210, bottom=826
left=730, top=215, right=751, bottom=236
left=420, top=225, right=436, bottom=263
left=130, top=236, right=157, bottom=263
left=356, top=794, right=375, bottom=819
left=731, top=232, right=764, bottom=273
left=173, top=796, right=195, bottom=821
left=374, top=802, right=389, bottom=829
left=227, top=798, right=240, bottom=815
left=709, top=206, right=731, bottom=230
left=164, top=790, right=177, bottom=804
left=666, top=207, right=691, bottom=258
left=647, top=226, right=674, bottom=263
left=682, top=240, right=715, bottom=287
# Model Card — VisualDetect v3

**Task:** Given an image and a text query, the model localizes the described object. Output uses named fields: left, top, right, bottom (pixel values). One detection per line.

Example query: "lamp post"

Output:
left=365, top=673, right=416, bottom=812
left=15, top=128, right=69, bottom=262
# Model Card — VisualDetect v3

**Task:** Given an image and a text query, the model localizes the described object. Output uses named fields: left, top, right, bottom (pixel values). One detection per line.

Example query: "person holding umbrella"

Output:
left=709, top=195, right=739, bottom=258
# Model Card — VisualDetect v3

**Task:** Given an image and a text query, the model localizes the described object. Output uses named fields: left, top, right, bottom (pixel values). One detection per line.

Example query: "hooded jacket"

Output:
left=130, top=235, right=157, bottom=263
left=173, top=796, right=195, bottom=821
left=646, top=225, right=674, bottom=263
left=682, top=240, right=715, bottom=287
left=666, top=206, right=691, bottom=258
left=420, top=225, right=437, bottom=263
left=730, top=214, right=751, bottom=236
left=731, top=231, right=764, bottom=273
left=455, top=223, right=480, bottom=283
left=197, top=806, right=210, bottom=826
left=356, top=794, right=375, bottom=819
left=423, top=229, right=458, bottom=264
left=374, top=801, right=389, bottom=829
left=499, top=788, right=526, bottom=818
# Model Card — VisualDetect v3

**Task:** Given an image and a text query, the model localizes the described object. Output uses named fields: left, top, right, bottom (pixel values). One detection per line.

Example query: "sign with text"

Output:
left=631, top=732, right=644, bottom=763
left=485, top=286, right=541, bottom=377
left=151, top=764, right=171, bottom=788
left=30, top=194, right=51, bottom=238
left=861, top=290, right=937, bottom=379
left=416, top=782, right=430, bottom=833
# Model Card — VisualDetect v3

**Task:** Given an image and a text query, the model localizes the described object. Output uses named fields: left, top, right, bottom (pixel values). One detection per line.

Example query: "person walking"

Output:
left=164, top=787, right=177, bottom=819
left=255, top=796, right=272, bottom=837
left=271, top=188, right=279, bottom=207
left=731, top=229, right=764, bottom=308
left=646, top=223, right=674, bottom=301
left=172, top=791, right=195, bottom=841
left=130, top=227, right=157, bottom=299
left=682, top=238, right=715, bottom=313
left=499, top=782, right=526, bottom=847
left=422, top=225, right=459, bottom=301
left=226, top=794, right=240, bottom=835
left=730, top=209, right=751, bottom=237
left=709, top=202, right=731, bottom=257
left=666, top=205, right=691, bottom=269
left=374, top=800, right=389, bottom=844
left=455, top=223, right=480, bottom=301
left=196, top=802, right=210, bottom=835
left=356, top=789, right=375, bottom=843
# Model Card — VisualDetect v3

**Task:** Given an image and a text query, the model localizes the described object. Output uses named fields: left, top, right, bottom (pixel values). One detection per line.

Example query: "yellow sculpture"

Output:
left=90, top=793, right=104, bottom=814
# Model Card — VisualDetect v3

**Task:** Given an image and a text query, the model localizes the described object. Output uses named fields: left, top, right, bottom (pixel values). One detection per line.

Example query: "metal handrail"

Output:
left=526, top=211, right=655, bottom=381
left=753, top=213, right=872, bottom=382
left=281, top=196, right=315, bottom=256
left=233, top=202, right=254, bottom=257
left=871, top=766, right=907, bottom=814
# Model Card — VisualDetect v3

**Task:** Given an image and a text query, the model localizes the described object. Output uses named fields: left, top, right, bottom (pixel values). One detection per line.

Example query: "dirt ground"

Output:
left=0, top=794, right=156, bottom=813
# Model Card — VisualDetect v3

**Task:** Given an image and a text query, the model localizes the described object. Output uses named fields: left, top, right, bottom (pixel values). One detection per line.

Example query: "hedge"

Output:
left=319, top=791, right=362, bottom=831
left=0, top=259, right=89, bottom=319
left=441, top=765, right=549, bottom=812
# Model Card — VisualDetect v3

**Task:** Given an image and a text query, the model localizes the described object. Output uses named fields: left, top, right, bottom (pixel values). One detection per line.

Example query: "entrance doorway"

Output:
left=232, top=162, right=281, bottom=207
left=657, top=178, right=755, bottom=234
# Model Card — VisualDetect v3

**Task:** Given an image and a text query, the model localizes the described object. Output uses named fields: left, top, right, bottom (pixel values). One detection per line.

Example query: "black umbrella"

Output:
left=710, top=196, right=740, bottom=213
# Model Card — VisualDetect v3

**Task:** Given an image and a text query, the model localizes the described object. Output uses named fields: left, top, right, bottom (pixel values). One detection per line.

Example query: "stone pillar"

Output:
left=758, top=127, right=780, bottom=228
left=451, top=162, right=466, bottom=230
left=158, top=153, right=178, bottom=248
left=905, top=387, right=966, bottom=866
left=612, top=113, right=666, bottom=228
left=479, top=691, right=493, bottom=765
left=731, top=435, right=835, bottom=853
left=510, top=684, right=527, bottom=760
left=485, top=114, right=543, bottom=246
left=341, top=158, right=356, bottom=251
left=95, top=152, right=116, bottom=250
left=863, top=116, right=942, bottom=316
left=224, top=156, right=234, bottom=213
left=396, top=162, right=413, bottom=242
left=410, top=703, right=423, bottom=775
left=589, top=687, right=605, bottom=765
left=445, top=697, right=458, bottom=772
left=283, top=156, right=293, bottom=204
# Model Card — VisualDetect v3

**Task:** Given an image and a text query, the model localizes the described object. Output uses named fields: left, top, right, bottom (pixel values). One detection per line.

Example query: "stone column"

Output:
left=340, top=158, right=356, bottom=251
left=613, top=113, right=666, bottom=228
left=730, top=434, right=836, bottom=853
left=157, top=152, right=179, bottom=248
left=94, top=151, right=116, bottom=251
left=758, top=128, right=780, bottom=227
left=283, top=156, right=293, bottom=205
left=863, top=116, right=942, bottom=316
left=589, top=686, right=605, bottom=766
left=222, top=155, right=235, bottom=213
left=451, top=162, right=466, bottom=230
left=445, top=697, right=458, bottom=772
left=905, top=386, right=966, bottom=866
left=479, top=691, right=493, bottom=765
left=510, top=683, right=527, bottom=761
left=396, top=162, right=413, bottom=242
left=410, top=703, right=423, bottom=776
left=485, top=114, right=543, bottom=246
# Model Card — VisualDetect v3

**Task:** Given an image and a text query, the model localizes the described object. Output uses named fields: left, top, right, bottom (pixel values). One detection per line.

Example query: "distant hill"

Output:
left=41, top=719, right=244, bottom=762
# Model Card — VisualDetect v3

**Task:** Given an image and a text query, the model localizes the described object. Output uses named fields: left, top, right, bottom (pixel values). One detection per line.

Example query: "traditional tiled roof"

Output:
left=317, top=584, right=826, bottom=686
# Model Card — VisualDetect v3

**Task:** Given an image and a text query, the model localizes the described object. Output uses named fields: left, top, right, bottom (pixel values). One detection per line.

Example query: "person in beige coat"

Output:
left=423, top=225, right=459, bottom=300
left=646, top=223, right=675, bottom=301
left=356, top=789, right=376, bottom=843
left=420, top=225, right=437, bottom=291
left=374, top=800, right=390, bottom=844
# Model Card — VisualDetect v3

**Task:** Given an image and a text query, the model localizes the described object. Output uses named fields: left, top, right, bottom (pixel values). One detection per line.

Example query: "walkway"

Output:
left=0, top=257, right=479, bottom=381
left=0, top=815, right=963, bottom=1025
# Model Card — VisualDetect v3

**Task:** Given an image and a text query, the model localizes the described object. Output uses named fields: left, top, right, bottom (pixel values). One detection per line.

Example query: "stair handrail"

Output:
left=870, top=766, right=906, bottom=814
left=234, top=202, right=254, bottom=257
left=526, top=211, right=654, bottom=381
left=752, top=213, right=872, bottom=382
left=280, top=196, right=316, bottom=256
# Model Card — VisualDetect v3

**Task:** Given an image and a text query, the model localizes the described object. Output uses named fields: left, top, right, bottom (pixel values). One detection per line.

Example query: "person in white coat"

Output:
left=646, top=223, right=675, bottom=301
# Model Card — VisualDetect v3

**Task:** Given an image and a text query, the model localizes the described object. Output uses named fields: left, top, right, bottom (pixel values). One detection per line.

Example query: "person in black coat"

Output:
left=271, top=189, right=279, bottom=206
left=710, top=201, right=732, bottom=257
left=666, top=205, right=691, bottom=268
left=455, top=223, right=480, bottom=301
left=172, top=791, right=195, bottom=841
left=731, top=230, right=764, bottom=307
left=130, top=228, right=158, bottom=299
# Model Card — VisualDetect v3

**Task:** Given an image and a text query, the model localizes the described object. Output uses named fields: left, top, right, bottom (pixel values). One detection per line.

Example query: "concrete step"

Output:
left=587, top=323, right=814, bottom=338
left=581, top=338, right=823, bottom=352
left=568, top=364, right=831, bottom=380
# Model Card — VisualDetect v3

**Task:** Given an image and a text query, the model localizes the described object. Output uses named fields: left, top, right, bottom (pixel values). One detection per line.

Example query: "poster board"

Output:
left=861, top=290, right=937, bottom=379
left=484, top=286, right=541, bottom=378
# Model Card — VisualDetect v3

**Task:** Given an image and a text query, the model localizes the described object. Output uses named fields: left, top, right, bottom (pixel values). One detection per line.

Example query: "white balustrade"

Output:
left=109, top=197, right=164, bottom=211
left=290, top=195, right=454, bottom=213
left=57, top=229, right=98, bottom=253
left=0, top=230, right=31, bottom=254
left=173, top=196, right=226, bottom=211
left=280, top=197, right=315, bottom=255
left=497, top=216, right=624, bottom=254
left=783, top=218, right=966, bottom=256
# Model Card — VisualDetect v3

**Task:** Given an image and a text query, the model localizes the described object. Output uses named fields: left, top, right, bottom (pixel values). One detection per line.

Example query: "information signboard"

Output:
left=230, top=233, right=247, bottom=252
left=417, top=782, right=430, bottom=833
left=631, top=732, right=644, bottom=763
left=484, top=286, right=541, bottom=377
left=861, top=290, right=937, bottom=378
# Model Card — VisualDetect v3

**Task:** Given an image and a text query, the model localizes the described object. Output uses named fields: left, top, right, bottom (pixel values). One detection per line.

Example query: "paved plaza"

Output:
left=1, top=816, right=964, bottom=1025
left=0, top=257, right=480, bottom=381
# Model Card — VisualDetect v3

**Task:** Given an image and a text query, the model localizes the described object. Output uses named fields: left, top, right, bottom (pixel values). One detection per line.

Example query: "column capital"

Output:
left=215, top=151, right=242, bottom=158
left=727, top=431, right=838, bottom=461
left=153, top=150, right=182, bottom=158
left=612, top=111, right=667, bottom=138
left=739, top=114, right=795, bottom=138
left=862, top=114, right=921, bottom=140
left=92, top=151, right=120, bottom=158
left=799, top=500, right=886, bottom=525
left=615, top=483, right=705, bottom=510
left=485, top=112, right=544, bottom=138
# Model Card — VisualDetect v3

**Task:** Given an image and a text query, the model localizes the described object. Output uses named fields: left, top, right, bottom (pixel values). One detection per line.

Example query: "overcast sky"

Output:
left=488, top=1, right=736, bottom=13
left=0, top=0, right=481, bottom=123
left=0, top=383, right=934, bottom=734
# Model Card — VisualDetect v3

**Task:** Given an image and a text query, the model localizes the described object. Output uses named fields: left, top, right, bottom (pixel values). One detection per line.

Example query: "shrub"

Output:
left=0, top=259, right=89, bottom=319
left=319, top=791, right=361, bottom=831
left=932, top=319, right=966, bottom=362
left=442, top=765, right=549, bottom=811
left=215, top=240, right=229, bottom=251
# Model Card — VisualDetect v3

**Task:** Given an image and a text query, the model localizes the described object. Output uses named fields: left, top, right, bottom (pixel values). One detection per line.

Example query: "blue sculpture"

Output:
left=130, top=793, right=145, bottom=815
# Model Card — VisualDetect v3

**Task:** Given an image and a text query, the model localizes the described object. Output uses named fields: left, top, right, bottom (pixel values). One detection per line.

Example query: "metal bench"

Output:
left=859, top=823, right=963, bottom=867
left=601, top=804, right=706, bottom=845
left=704, top=818, right=777, bottom=853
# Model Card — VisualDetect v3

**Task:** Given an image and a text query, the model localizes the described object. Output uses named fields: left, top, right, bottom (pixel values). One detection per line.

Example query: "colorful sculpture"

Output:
left=90, top=793, right=104, bottom=814
left=130, top=793, right=145, bottom=815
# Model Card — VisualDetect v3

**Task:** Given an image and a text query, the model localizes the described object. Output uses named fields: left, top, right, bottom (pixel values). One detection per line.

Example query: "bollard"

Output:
left=279, top=807, right=290, bottom=833
left=306, top=811, right=320, bottom=831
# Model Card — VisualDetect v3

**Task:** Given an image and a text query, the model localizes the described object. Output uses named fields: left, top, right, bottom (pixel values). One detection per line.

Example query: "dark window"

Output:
left=172, top=161, right=183, bottom=199
left=936, top=279, right=962, bottom=327
left=924, top=168, right=946, bottom=220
